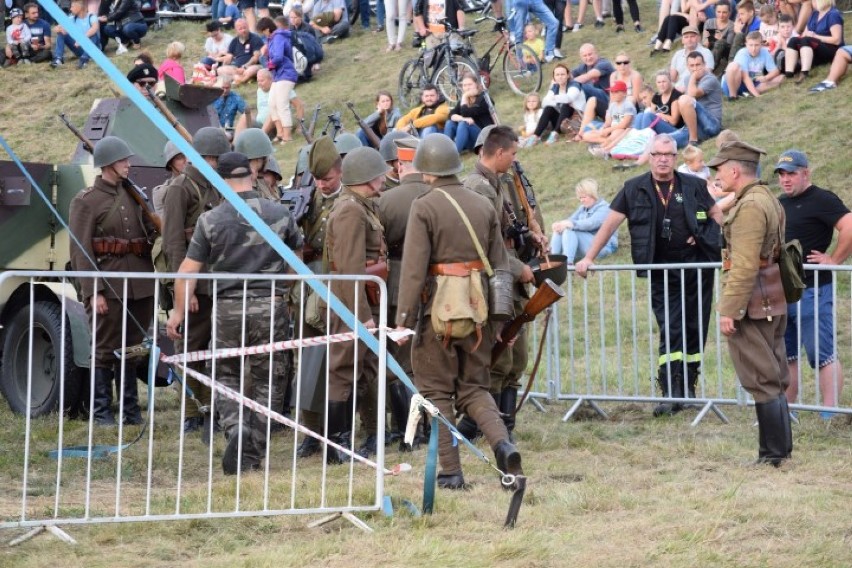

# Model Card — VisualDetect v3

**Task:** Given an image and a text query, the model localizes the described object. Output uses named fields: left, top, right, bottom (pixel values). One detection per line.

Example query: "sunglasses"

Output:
left=615, top=60, right=630, bottom=65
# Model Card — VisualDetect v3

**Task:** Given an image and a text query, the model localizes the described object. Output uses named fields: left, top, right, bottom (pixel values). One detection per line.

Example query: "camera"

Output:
left=661, top=218, right=672, bottom=240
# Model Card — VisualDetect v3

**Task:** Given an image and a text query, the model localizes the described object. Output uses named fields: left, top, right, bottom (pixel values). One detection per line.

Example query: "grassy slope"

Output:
left=2, top=5, right=852, bottom=566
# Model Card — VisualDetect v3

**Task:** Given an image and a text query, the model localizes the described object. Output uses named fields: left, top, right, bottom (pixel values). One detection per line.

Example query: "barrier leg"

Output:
left=690, top=400, right=730, bottom=427
left=7, top=525, right=77, bottom=547
left=561, top=398, right=609, bottom=422
left=306, top=512, right=373, bottom=533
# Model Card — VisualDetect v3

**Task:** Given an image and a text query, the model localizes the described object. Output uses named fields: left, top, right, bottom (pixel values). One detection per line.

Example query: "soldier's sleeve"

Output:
left=162, top=181, right=191, bottom=272
left=332, top=203, right=372, bottom=322
left=463, top=175, right=500, bottom=213
left=487, top=207, right=510, bottom=273
left=396, top=201, right=431, bottom=328
left=69, top=195, right=102, bottom=299
left=718, top=198, right=767, bottom=319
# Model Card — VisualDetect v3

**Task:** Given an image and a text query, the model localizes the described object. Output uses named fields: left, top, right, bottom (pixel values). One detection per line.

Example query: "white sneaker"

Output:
left=116, top=41, right=128, bottom=55
left=552, top=48, right=564, bottom=59
left=544, top=53, right=555, bottom=63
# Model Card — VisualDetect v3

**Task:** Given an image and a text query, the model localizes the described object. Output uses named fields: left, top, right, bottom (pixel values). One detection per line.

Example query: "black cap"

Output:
left=216, top=152, right=252, bottom=179
left=206, top=20, right=222, bottom=32
left=127, top=63, right=158, bottom=84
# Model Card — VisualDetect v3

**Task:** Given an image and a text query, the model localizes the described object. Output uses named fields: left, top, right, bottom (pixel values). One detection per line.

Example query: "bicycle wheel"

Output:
left=502, top=43, right=543, bottom=96
left=398, top=59, right=428, bottom=109
left=432, top=55, right=480, bottom=105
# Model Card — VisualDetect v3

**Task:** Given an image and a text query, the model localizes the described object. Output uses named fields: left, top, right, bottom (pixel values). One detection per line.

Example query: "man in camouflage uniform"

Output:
left=377, top=136, right=430, bottom=451
left=69, top=136, right=156, bottom=426
left=462, top=125, right=545, bottom=440
left=167, top=152, right=304, bottom=475
left=395, top=133, right=522, bottom=489
left=233, top=128, right=279, bottom=200
left=712, top=139, right=793, bottom=466
left=161, top=127, right=231, bottom=437
left=325, top=146, right=390, bottom=461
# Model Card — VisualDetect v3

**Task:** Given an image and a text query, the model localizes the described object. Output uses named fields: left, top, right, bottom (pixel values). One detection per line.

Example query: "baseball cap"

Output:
left=682, top=26, right=700, bottom=35
left=606, top=80, right=628, bottom=93
left=217, top=152, right=252, bottom=179
left=9, top=8, right=23, bottom=18
left=774, top=150, right=809, bottom=173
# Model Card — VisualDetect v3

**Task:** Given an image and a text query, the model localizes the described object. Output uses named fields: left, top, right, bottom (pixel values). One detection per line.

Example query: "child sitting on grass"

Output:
left=677, top=144, right=711, bottom=180
left=518, top=92, right=543, bottom=145
left=581, top=80, right=636, bottom=154
left=522, top=23, right=544, bottom=64
left=4, top=8, right=33, bottom=66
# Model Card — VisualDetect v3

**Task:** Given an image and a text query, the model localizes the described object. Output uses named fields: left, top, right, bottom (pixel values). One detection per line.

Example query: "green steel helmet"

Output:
left=334, top=132, right=362, bottom=156
left=295, top=144, right=311, bottom=175
left=264, top=154, right=283, bottom=181
left=163, top=140, right=183, bottom=168
left=93, top=136, right=134, bottom=168
left=413, top=133, right=463, bottom=176
left=193, top=126, right=231, bottom=157
left=474, top=124, right=497, bottom=154
left=379, top=130, right=411, bottom=162
left=341, top=147, right=390, bottom=185
left=234, top=128, right=274, bottom=159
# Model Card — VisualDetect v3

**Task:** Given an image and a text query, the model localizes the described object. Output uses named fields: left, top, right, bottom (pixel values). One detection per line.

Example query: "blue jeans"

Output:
left=376, top=0, right=385, bottom=25
left=210, top=0, right=225, bottom=20
left=102, top=21, right=148, bottom=47
left=418, top=125, right=442, bottom=137
left=785, top=283, right=836, bottom=368
left=443, top=120, right=481, bottom=153
left=693, top=100, right=722, bottom=141
left=54, top=32, right=100, bottom=62
left=359, top=0, right=372, bottom=27
left=510, top=0, right=559, bottom=56
left=633, top=111, right=689, bottom=148
left=550, top=229, right=616, bottom=262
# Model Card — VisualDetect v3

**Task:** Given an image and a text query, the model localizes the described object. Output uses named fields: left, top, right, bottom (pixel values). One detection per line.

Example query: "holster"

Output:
left=364, top=258, right=388, bottom=307
left=747, top=263, right=786, bottom=320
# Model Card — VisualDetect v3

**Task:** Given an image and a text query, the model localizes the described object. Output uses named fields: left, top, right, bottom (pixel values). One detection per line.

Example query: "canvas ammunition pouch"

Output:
left=429, top=264, right=488, bottom=349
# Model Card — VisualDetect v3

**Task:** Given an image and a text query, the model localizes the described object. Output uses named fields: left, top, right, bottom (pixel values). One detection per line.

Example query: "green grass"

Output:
left=2, top=5, right=852, bottom=566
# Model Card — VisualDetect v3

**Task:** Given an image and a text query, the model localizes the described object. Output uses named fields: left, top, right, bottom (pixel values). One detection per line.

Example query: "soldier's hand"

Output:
left=166, top=313, right=184, bottom=341
left=520, top=265, right=535, bottom=284
left=575, top=258, right=593, bottom=279
left=394, top=325, right=410, bottom=345
left=365, top=319, right=377, bottom=331
left=92, top=294, right=108, bottom=315
left=720, top=316, right=737, bottom=336
left=188, top=294, right=199, bottom=313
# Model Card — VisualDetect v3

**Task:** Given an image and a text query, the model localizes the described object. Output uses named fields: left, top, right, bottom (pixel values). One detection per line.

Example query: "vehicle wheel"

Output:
left=0, top=301, right=83, bottom=417
left=432, top=56, right=479, bottom=105
left=398, top=59, right=428, bottom=109
left=502, top=43, right=543, bottom=96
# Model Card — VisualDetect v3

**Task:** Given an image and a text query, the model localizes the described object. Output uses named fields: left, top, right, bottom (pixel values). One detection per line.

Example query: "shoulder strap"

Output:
left=435, top=188, right=494, bottom=277
left=96, top=194, right=124, bottom=236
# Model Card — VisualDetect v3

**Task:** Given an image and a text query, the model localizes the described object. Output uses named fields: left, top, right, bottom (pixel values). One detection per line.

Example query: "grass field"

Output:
left=2, top=3, right=852, bottom=566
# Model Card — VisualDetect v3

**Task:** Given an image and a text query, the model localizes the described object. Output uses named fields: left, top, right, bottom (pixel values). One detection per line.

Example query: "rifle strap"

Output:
left=513, top=306, right=552, bottom=416
left=434, top=188, right=494, bottom=277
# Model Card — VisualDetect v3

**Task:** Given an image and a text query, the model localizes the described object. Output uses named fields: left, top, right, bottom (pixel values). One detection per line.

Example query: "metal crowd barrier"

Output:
left=524, top=263, right=852, bottom=425
left=0, top=271, right=390, bottom=544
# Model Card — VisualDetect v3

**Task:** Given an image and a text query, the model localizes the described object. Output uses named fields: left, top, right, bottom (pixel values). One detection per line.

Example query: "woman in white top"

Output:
left=522, top=64, right=587, bottom=147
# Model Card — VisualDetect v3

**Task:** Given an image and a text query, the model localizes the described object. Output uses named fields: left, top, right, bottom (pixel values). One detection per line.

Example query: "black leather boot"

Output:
left=779, top=395, right=794, bottom=457
left=357, top=434, right=378, bottom=458
left=499, top=387, right=518, bottom=441
left=326, top=400, right=353, bottom=465
left=754, top=396, right=791, bottom=467
left=493, top=439, right=523, bottom=486
left=388, top=381, right=416, bottom=452
left=437, top=473, right=468, bottom=490
left=117, top=366, right=144, bottom=425
left=455, top=414, right=481, bottom=441
left=296, top=436, right=321, bottom=458
left=93, top=368, right=116, bottom=425
left=653, top=367, right=685, bottom=417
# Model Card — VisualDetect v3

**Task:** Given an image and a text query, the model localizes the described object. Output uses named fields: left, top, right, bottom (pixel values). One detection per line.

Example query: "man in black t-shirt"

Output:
left=776, top=150, right=852, bottom=418
left=23, top=3, right=51, bottom=63
left=576, top=134, right=723, bottom=416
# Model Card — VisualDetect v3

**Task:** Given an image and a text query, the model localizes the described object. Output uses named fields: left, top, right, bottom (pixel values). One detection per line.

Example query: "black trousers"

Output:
left=534, top=104, right=575, bottom=137
left=613, top=0, right=640, bottom=25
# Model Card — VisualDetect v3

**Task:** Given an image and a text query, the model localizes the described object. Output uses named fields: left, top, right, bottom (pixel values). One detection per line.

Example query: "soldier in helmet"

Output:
left=262, top=155, right=283, bottom=195
left=69, top=136, right=157, bottom=426
left=167, top=152, right=304, bottom=475
left=460, top=124, right=546, bottom=442
left=394, top=133, right=522, bottom=489
left=233, top=128, right=279, bottom=200
left=378, top=131, right=411, bottom=191
left=377, top=136, right=430, bottom=451
left=334, top=132, right=362, bottom=158
left=153, top=140, right=187, bottom=218
left=161, top=126, right=232, bottom=438
left=325, top=146, right=390, bottom=461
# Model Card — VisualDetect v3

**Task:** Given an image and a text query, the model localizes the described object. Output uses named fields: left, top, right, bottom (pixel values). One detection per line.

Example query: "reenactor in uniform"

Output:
left=711, top=140, right=793, bottom=466
left=325, top=146, right=390, bottom=461
left=462, top=125, right=545, bottom=440
left=69, top=136, right=156, bottom=426
left=233, top=128, right=279, bottom=200
left=334, top=132, right=362, bottom=157
left=161, top=127, right=231, bottom=436
left=166, top=152, right=304, bottom=475
left=378, top=131, right=411, bottom=192
left=377, top=136, right=430, bottom=450
left=152, top=141, right=187, bottom=218
left=394, top=133, right=522, bottom=489
left=262, top=155, right=283, bottom=196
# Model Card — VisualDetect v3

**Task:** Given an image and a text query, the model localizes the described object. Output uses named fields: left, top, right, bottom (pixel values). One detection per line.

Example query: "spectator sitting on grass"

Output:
left=676, top=144, right=710, bottom=180
left=572, top=43, right=615, bottom=93
left=633, top=71, right=686, bottom=142
left=670, top=26, right=715, bottom=91
left=758, top=4, right=779, bottom=47
left=3, top=8, right=33, bottom=66
left=218, top=0, right=241, bottom=30
left=159, top=41, right=186, bottom=84
left=809, top=45, right=852, bottom=93
left=98, top=0, right=148, bottom=51
left=219, top=18, right=264, bottom=86
left=394, top=84, right=449, bottom=137
left=523, top=64, right=591, bottom=147
left=22, top=2, right=52, bottom=64
left=214, top=74, right=247, bottom=133
left=50, top=0, right=100, bottom=69
left=288, top=7, right=313, bottom=35
left=523, top=23, right=544, bottom=63
left=784, top=0, right=844, bottom=84
left=702, top=1, right=736, bottom=76
left=723, top=31, right=784, bottom=99
left=772, top=14, right=799, bottom=70
left=582, top=80, right=636, bottom=153
left=310, top=0, right=350, bottom=44
left=202, top=21, right=232, bottom=69
left=610, top=50, right=644, bottom=108
left=674, top=51, right=724, bottom=147
left=728, top=0, right=761, bottom=61
left=549, top=178, right=618, bottom=263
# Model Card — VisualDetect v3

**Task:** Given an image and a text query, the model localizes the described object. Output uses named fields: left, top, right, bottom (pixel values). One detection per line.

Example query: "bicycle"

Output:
left=469, top=14, right=543, bottom=97
left=397, top=23, right=481, bottom=107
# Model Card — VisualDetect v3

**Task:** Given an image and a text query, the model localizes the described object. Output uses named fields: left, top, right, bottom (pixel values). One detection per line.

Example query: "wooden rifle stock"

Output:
left=346, top=101, right=382, bottom=150
left=59, top=113, right=163, bottom=234
left=144, top=86, right=193, bottom=143
left=492, top=278, right=564, bottom=362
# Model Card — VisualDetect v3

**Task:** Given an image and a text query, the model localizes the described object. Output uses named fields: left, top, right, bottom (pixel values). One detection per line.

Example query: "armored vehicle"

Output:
left=0, top=82, right=221, bottom=416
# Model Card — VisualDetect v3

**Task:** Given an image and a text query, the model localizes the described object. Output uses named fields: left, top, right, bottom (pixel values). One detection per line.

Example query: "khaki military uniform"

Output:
left=383, top=175, right=400, bottom=192
left=720, top=181, right=790, bottom=402
left=397, top=176, right=510, bottom=476
left=254, top=177, right=279, bottom=201
left=162, top=165, right=222, bottom=418
left=69, top=176, right=156, bottom=367
left=301, top=186, right=341, bottom=270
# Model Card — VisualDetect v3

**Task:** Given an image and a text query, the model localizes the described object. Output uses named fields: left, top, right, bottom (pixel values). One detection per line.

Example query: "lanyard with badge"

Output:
left=654, top=179, right=675, bottom=241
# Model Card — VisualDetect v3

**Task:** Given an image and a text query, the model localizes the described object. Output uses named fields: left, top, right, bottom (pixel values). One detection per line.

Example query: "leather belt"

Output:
left=429, top=260, right=486, bottom=277
left=722, top=257, right=772, bottom=271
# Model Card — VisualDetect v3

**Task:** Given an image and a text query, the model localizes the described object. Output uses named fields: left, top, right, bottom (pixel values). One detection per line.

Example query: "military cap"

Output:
left=774, top=150, right=809, bottom=173
left=217, top=152, right=252, bottom=179
left=127, top=63, right=158, bottom=84
left=474, top=124, right=497, bottom=154
left=394, top=137, right=420, bottom=162
left=707, top=140, right=766, bottom=169
left=308, top=135, right=338, bottom=177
